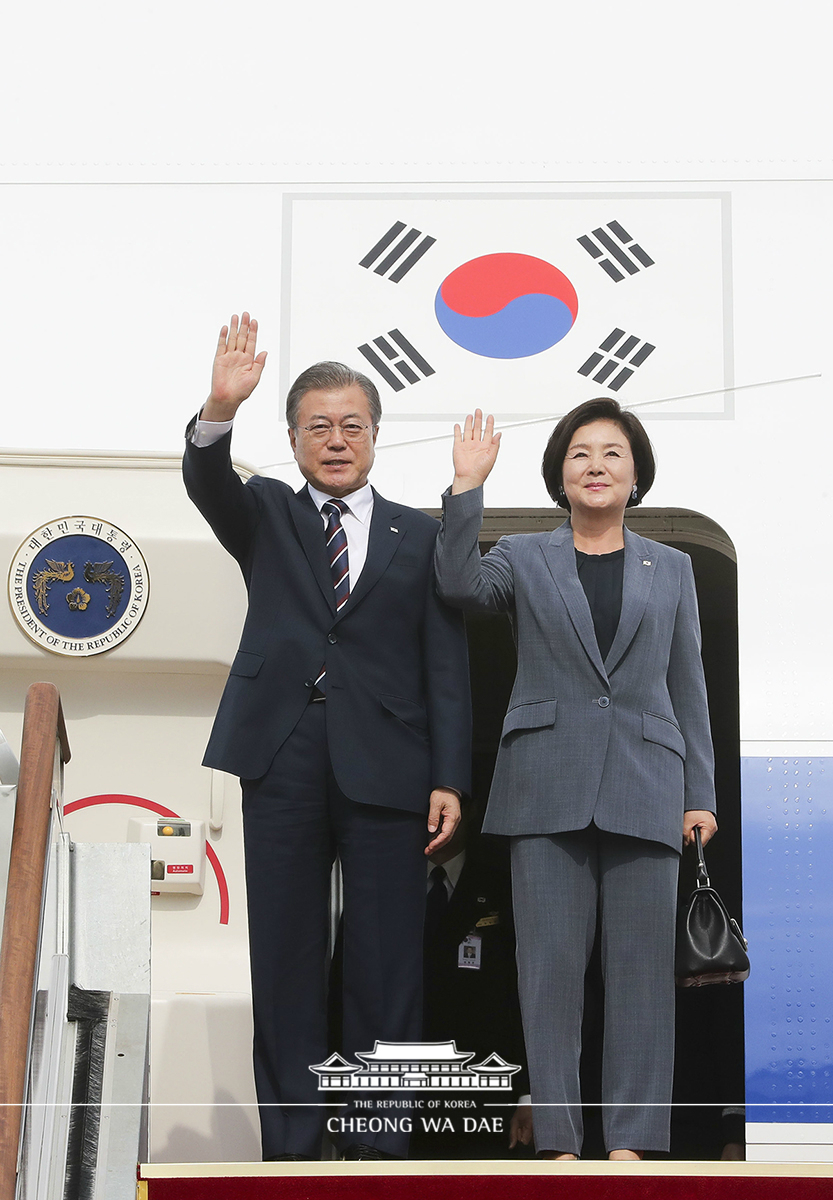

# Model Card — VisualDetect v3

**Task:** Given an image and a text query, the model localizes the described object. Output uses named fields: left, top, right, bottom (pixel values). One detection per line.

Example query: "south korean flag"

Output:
left=281, top=192, right=732, bottom=423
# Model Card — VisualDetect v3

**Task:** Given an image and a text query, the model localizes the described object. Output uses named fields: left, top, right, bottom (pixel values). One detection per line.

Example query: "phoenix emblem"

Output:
left=83, top=561, right=125, bottom=619
left=32, top=560, right=75, bottom=615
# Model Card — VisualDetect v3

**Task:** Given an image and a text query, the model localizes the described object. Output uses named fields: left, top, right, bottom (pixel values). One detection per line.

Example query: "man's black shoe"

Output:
left=341, top=1143, right=403, bottom=1161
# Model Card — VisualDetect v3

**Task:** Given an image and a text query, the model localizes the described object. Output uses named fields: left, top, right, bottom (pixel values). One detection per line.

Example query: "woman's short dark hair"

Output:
left=541, top=397, right=655, bottom=510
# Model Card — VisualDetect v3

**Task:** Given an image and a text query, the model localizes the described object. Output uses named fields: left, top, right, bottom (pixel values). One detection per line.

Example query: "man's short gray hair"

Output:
left=285, top=362, right=382, bottom=428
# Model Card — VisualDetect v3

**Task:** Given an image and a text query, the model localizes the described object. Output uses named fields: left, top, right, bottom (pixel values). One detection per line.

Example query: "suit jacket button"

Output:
left=328, top=633, right=338, bottom=644
left=598, top=696, right=610, bottom=708
left=304, top=679, right=314, bottom=688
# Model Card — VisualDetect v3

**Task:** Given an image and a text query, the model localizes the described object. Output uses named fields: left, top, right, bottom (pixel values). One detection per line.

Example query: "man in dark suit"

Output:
left=183, top=313, right=471, bottom=1162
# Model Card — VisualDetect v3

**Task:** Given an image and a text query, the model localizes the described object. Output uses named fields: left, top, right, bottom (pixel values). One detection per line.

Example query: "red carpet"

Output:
left=139, top=1165, right=833, bottom=1200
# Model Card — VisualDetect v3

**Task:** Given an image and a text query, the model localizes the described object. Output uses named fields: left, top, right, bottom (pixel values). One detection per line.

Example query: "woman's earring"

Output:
left=631, top=483, right=638, bottom=501
left=558, top=485, right=566, bottom=500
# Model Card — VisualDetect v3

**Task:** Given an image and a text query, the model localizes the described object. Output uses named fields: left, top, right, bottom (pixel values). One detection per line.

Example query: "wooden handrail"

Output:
left=0, top=683, right=70, bottom=1200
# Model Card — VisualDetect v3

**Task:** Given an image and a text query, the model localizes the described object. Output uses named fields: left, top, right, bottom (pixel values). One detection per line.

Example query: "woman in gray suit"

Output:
left=435, top=399, right=718, bottom=1161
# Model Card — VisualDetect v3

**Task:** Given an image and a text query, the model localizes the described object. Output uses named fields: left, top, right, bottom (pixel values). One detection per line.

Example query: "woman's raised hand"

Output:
left=451, top=409, right=501, bottom=495
left=202, top=312, right=268, bottom=422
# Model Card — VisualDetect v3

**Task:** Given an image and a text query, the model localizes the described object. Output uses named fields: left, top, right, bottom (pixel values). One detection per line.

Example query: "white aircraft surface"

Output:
left=0, top=0, right=831, bottom=1178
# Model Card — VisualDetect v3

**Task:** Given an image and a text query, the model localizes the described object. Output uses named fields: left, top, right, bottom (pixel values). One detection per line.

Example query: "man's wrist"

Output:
left=201, top=396, right=241, bottom=423
left=190, top=414, right=234, bottom=448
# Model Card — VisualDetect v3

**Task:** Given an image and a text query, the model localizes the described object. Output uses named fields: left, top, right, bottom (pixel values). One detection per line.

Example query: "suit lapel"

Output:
left=289, top=486, right=336, bottom=613
left=604, top=526, right=656, bottom=674
left=338, top=489, right=404, bottom=615
left=541, top=522, right=608, bottom=683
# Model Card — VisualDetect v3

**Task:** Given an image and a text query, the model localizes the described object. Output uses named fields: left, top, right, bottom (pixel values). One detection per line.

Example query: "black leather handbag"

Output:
left=675, top=828, right=750, bottom=987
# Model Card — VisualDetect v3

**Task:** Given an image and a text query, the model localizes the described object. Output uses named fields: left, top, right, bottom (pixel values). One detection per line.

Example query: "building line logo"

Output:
left=310, top=1040, right=521, bottom=1091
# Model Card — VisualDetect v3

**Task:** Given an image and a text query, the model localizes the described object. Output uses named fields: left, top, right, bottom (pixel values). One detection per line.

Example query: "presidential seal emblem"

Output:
left=8, top=517, right=149, bottom=657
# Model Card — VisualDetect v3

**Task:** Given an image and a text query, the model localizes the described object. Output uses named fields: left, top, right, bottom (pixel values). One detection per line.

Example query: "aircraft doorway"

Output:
left=463, top=506, right=742, bottom=1160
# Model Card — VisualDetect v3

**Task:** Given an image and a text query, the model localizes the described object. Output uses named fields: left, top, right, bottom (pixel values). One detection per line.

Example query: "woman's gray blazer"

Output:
left=435, top=487, right=716, bottom=852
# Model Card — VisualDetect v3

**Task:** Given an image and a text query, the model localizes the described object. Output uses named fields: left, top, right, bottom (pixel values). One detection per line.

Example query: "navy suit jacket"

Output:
left=183, top=430, right=471, bottom=811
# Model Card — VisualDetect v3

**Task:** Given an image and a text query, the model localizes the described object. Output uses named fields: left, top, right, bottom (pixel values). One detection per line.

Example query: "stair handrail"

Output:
left=0, top=683, right=70, bottom=1200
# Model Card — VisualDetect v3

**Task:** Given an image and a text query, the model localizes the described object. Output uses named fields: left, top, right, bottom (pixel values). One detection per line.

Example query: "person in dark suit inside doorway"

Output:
left=412, top=807, right=534, bottom=1160
left=183, top=313, right=471, bottom=1162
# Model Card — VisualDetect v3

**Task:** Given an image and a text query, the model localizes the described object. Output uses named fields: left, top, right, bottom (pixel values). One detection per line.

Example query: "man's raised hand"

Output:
left=451, top=409, right=501, bottom=495
left=202, top=312, right=268, bottom=423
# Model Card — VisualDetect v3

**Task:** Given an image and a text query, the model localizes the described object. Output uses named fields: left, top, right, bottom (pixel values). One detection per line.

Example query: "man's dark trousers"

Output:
left=243, top=701, right=425, bottom=1158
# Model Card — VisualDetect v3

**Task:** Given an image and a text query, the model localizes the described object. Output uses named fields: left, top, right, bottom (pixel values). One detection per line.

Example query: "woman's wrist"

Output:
left=450, top=476, right=482, bottom=495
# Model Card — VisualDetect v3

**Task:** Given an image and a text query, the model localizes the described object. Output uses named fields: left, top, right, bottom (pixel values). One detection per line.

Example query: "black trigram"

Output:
left=578, top=329, right=655, bottom=391
left=577, top=221, right=654, bottom=282
left=358, top=330, right=435, bottom=392
left=359, top=221, right=436, bottom=282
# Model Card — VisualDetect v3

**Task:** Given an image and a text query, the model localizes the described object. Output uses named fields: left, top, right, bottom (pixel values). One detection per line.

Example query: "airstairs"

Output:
left=0, top=684, right=149, bottom=1200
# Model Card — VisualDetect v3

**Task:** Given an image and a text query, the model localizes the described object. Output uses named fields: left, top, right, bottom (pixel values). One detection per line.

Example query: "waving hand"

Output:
left=202, top=312, right=268, bottom=422
left=451, top=409, right=501, bottom=494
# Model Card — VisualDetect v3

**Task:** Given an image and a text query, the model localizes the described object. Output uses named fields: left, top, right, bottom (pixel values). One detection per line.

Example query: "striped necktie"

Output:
left=312, top=500, right=350, bottom=700
left=322, top=499, right=350, bottom=611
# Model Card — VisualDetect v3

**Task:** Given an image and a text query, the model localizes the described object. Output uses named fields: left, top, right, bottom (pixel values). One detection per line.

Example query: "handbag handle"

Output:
left=693, top=826, right=710, bottom=889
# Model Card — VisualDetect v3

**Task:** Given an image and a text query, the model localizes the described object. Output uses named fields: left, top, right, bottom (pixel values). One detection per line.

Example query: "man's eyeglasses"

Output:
left=297, top=421, right=374, bottom=442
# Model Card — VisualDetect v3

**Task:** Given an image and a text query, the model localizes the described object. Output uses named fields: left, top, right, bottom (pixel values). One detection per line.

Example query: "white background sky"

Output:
left=3, top=0, right=829, bottom=177
left=1, top=0, right=830, bottom=501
